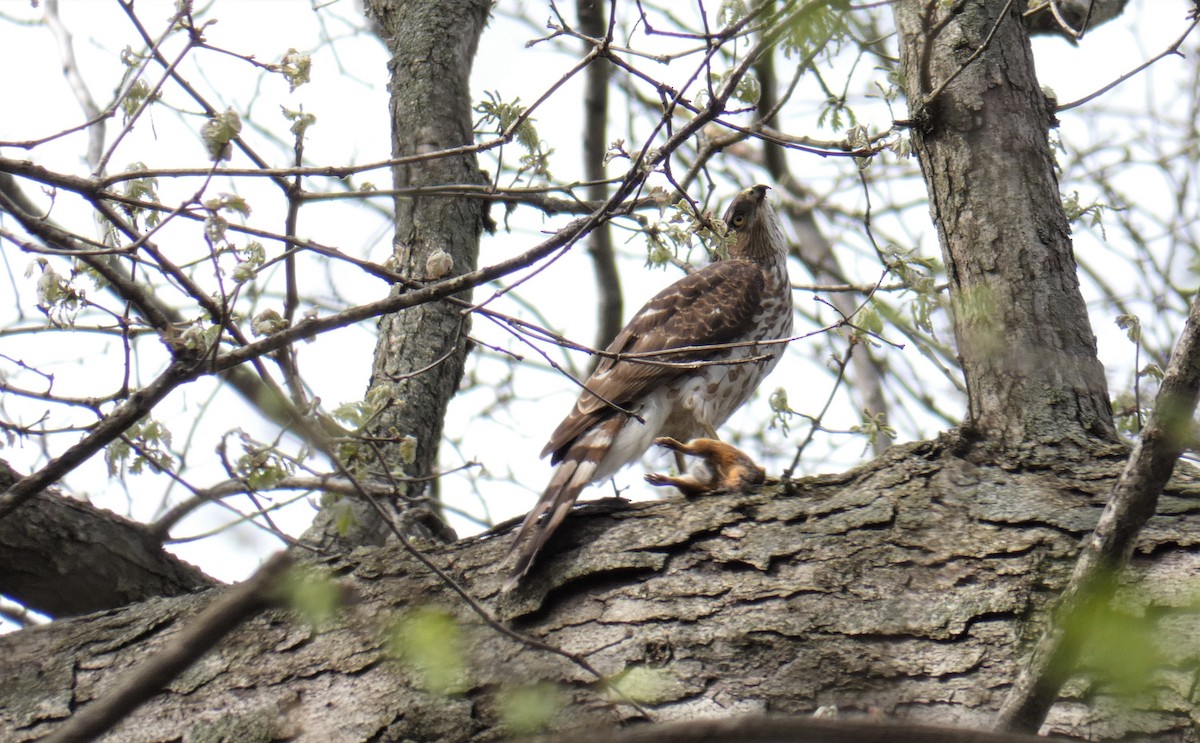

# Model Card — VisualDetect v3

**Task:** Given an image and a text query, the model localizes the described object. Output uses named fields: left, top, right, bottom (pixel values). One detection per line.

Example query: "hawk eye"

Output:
left=731, top=213, right=747, bottom=228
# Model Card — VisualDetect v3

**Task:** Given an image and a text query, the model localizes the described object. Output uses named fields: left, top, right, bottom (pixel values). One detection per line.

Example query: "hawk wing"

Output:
left=542, top=259, right=765, bottom=462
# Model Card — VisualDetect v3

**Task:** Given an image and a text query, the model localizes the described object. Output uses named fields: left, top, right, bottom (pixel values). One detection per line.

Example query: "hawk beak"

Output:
left=747, top=183, right=770, bottom=202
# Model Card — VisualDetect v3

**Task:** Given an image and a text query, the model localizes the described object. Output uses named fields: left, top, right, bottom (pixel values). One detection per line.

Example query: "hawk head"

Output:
left=723, top=184, right=784, bottom=263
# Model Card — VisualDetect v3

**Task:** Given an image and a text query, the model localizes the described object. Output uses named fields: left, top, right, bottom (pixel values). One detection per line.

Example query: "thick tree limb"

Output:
left=1023, top=0, right=1129, bottom=39
left=42, top=552, right=292, bottom=743
left=0, top=460, right=214, bottom=617
left=7, top=439, right=1199, bottom=741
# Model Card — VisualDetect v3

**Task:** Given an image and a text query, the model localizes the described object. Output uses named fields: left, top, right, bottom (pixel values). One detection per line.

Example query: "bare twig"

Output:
left=783, top=339, right=857, bottom=479
left=0, top=360, right=191, bottom=519
left=1055, top=18, right=1200, bottom=112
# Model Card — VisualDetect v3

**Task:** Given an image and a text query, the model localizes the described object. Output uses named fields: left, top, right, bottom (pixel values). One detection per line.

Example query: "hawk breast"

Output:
left=543, top=259, right=768, bottom=462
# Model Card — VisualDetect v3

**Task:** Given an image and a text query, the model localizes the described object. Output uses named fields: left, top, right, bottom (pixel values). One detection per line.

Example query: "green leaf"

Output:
left=850, top=409, right=896, bottom=448
left=474, top=91, right=553, bottom=181
left=497, top=683, right=563, bottom=736
left=390, top=606, right=467, bottom=695
left=332, top=400, right=373, bottom=428
left=235, top=441, right=293, bottom=490
left=734, top=73, right=760, bottom=105
left=1061, top=190, right=1123, bottom=240
left=780, top=0, right=851, bottom=60
left=201, top=108, right=242, bottom=162
left=232, top=241, right=266, bottom=284
left=282, top=104, right=317, bottom=138
left=251, top=309, right=288, bottom=337
left=609, top=665, right=678, bottom=704
left=120, top=162, right=160, bottom=227
left=1059, top=580, right=1190, bottom=700
left=203, top=193, right=252, bottom=218
left=105, top=417, right=174, bottom=477
left=278, top=48, right=312, bottom=92
left=856, top=304, right=883, bottom=336
left=1115, top=314, right=1141, bottom=343
left=398, top=434, right=418, bottom=466
left=204, top=213, right=229, bottom=244
left=1138, top=363, right=1163, bottom=382
left=768, top=386, right=797, bottom=435
left=121, top=78, right=154, bottom=122
left=277, top=565, right=342, bottom=629
left=717, top=0, right=749, bottom=27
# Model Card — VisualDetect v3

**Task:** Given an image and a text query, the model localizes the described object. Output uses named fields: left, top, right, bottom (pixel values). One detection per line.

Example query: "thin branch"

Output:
left=1055, top=18, right=1200, bottom=112
left=42, top=0, right=104, bottom=168
left=0, top=360, right=191, bottom=519
left=783, top=338, right=857, bottom=479
left=2, top=88, right=801, bottom=522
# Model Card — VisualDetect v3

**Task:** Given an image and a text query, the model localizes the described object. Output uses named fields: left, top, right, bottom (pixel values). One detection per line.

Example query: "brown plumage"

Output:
left=503, top=184, right=793, bottom=590
left=644, top=437, right=766, bottom=497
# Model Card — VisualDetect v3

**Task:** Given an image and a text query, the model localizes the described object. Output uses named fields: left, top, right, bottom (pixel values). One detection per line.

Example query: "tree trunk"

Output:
left=578, top=0, right=623, bottom=361
left=892, top=0, right=1115, bottom=450
left=315, top=0, right=490, bottom=547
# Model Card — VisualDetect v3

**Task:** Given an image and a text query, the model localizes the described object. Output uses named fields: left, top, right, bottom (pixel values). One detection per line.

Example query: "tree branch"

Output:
left=565, top=714, right=1060, bottom=743
left=0, top=460, right=215, bottom=618
left=578, top=0, right=623, bottom=360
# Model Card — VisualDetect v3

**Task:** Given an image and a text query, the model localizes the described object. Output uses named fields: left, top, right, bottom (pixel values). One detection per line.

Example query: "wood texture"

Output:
left=5, top=439, right=1199, bottom=741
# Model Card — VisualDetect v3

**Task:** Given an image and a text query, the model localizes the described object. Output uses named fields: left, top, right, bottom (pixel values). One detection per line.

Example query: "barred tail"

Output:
left=503, top=418, right=619, bottom=591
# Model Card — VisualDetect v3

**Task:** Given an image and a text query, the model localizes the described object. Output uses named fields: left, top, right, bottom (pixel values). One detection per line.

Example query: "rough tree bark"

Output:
left=4, top=442, right=1199, bottom=741
left=2, top=2, right=1197, bottom=742
left=0, top=461, right=213, bottom=619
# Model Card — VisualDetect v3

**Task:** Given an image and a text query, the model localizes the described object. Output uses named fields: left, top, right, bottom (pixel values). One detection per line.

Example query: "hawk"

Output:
left=504, top=184, right=793, bottom=589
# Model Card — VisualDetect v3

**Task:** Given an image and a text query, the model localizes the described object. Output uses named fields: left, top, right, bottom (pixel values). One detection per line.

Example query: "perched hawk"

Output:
left=504, top=184, right=793, bottom=589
